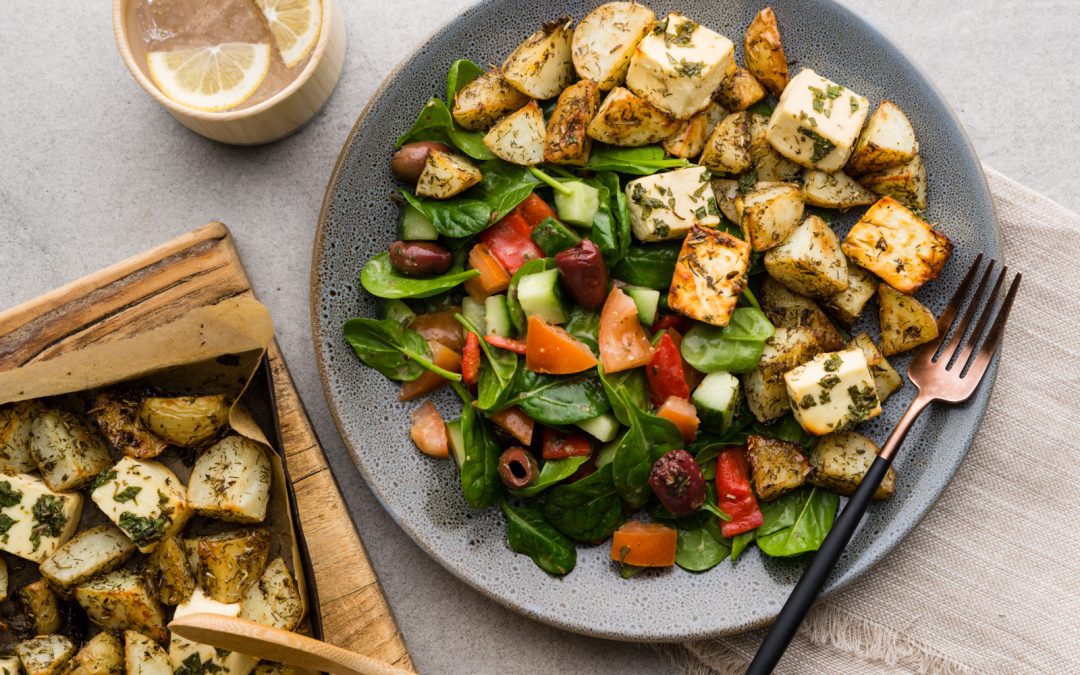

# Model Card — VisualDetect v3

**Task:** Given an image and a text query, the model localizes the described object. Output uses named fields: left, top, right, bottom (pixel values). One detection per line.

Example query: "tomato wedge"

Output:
left=411, top=309, right=465, bottom=352
left=489, top=406, right=535, bottom=446
left=461, top=331, right=480, bottom=387
left=513, top=193, right=558, bottom=227
left=399, top=340, right=461, bottom=401
left=541, top=427, right=592, bottom=460
left=525, top=315, right=598, bottom=375
left=610, top=521, right=677, bottom=567
left=464, top=243, right=510, bottom=301
left=716, top=446, right=764, bottom=538
left=656, top=396, right=699, bottom=442
left=599, top=287, right=654, bottom=373
left=484, top=334, right=527, bottom=354
left=410, top=400, right=448, bottom=458
left=479, top=212, right=544, bottom=274
left=664, top=328, right=705, bottom=391
left=647, top=332, right=690, bottom=406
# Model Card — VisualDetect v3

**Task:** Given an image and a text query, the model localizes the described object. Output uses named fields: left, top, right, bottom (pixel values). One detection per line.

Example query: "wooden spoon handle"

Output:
left=168, top=614, right=414, bottom=675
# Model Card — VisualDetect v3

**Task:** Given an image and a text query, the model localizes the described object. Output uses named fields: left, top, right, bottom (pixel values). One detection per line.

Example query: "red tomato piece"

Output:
left=484, top=334, right=528, bottom=354
left=461, top=331, right=480, bottom=387
left=598, top=287, right=654, bottom=373
left=478, top=212, right=544, bottom=274
left=716, top=447, right=764, bottom=538
left=514, top=193, right=558, bottom=227
left=646, top=332, right=690, bottom=406
left=652, top=313, right=690, bottom=334
left=541, top=427, right=592, bottom=460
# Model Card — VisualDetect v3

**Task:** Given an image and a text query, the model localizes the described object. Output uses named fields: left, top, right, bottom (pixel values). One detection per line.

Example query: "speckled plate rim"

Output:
left=311, top=0, right=1001, bottom=642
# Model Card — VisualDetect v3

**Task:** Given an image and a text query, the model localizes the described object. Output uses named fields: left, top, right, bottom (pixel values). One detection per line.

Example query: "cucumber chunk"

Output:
left=623, top=286, right=660, bottom=326
left=485, top=294, right=512, bottom=337
left=446, top=419, right=465, bottom=467
left=692, top=372, right=741, bottom=434
left=575, top=412, right=621, bottom=442
left=462, top=297, right=486, bottom=334
left=516, top=269, right=567, bottom=324
left=381, top=299, right=416, bottom=326
left=531, top=216, right=582, bottom=255
left=400, top=204, right=439, bottom=241
left=594, top=440, right=619, bottom=468
left=554, top=181, right=600, bottom=227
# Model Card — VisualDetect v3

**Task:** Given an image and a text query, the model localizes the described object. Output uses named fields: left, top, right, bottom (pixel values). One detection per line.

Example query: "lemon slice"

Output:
left=148, top=43, right=271, bottom=112
left=253, top=0, right=322, bottom=68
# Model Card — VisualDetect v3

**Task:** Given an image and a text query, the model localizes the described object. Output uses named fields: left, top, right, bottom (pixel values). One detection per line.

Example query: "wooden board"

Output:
left=0, top=222, right=414, bottom=672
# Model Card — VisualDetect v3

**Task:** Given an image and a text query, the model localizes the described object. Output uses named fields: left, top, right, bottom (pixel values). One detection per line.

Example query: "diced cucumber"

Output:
left=485, top=294, right=512, bottom=337
left=575, top=412, right=621, bottom=442
left=594, top=440, right=620, bottom=468
left=381, top=299, right=416, bottom=326
left=446, top=419, right=465, bottom=467
left=462, top=297, right=486, bottom=334
left=692, top=372, right=741, bottom=434
left=531, top=216, right=582, bottom=255
left=399, top=203, right=439, bottom=241
left=623, top=286, right=660, bottom=326
left=554, top=181, right=600, bottom=227
left=516, top=269, right=567, bottom=324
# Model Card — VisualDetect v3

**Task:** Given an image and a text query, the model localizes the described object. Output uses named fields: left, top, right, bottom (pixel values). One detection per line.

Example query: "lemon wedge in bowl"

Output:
left=254, top=0, right=322, bottom=68
left=147, top=43, right=271, bottom=112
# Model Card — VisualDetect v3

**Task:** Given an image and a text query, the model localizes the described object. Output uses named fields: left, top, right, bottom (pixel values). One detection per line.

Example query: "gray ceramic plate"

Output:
left=312, top=0, right=999, bottom=641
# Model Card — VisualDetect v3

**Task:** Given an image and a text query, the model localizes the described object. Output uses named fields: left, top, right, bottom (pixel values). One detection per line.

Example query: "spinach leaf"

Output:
left=611, top=241, right=683, bottom=290
left=756, top=487, right=839, bottom=557
left=361, top=252, right=478, bottom=299
left=585, top=145, right=690, bottom=175
left=343, top=318, right=461, bottom=381
left=749, top=413, right=815, bottom=450
left=564, top=305, right=600, bottom=354
left=452, top=383, right=503, bottom=509
left=456, top=314, right=519, bottom=411
left=501, top=500, right=577, bottom=575
left=510, top=456, right=589, bottom=498
left=396, top=98, right=493, bottom=161
left=543, top=463, right=625, bottom=542
left=731, top=530, right=756, bottom=560
left=506, top=257, right=557, bottom=334
left=747, top=100, right=776, bottom=118
left=446, top=58, right=483, bottom=103
left=675, top=519, right=732, bottom=572
left=680, top=308, right=776, bottom=373
left=599, top=368, right=649, bottom=426
left=584, top=172, right=631, bottom=265
left=505, top=370, right=610, bottom=426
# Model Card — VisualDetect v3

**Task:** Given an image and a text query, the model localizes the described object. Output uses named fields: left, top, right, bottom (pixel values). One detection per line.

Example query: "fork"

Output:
left=746, top=255, right=1021, bottom=675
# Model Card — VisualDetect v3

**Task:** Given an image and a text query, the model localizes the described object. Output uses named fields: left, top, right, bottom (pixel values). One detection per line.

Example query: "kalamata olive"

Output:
left=555, top=239, right=608, bottom=310
left=648, top=449, right=707, bottom=517
left=498, top=447, right=539, bottom=489
left=391, top=141, right=451, bottom=185
left=388, top=241, right=454, bottom=277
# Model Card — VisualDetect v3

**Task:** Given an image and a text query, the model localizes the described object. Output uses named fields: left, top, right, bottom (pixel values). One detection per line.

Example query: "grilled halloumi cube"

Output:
left=91, top=457, right=191, bottom=553
left=841, top=196, right=952, bottom=293
left=748, top=113, right=803, bottom=183
left=668, top=225, right=751, bottom=327
left=240, top=558, right=304, bottom=631
left=0, top=400, right=45, bottom=473
left=809, top=431, right=895, bottom=499
left=587, top=86, right=680, bottom=146
left=415, top=149, right=483, bottom=200
left=710, top=179, right=741, bottom=223
left=663, top=102, right=725, bottom=159
left=878, top=285, right=939, bottom=356
left=16, top=636, right=75, bottom=675
left=766, top=69, right=869, bottom=172
left=625, top=13, right=736, bottom=120
left=742, top=326, right=820, bottom=423
left=483, top=100, right=546, bottom=166
left=196, top=529, right=271, bottom=604
left=761, top=278, right=845, bottom=352
left=846, top=100, right=919, bottom=175
left=859, top=154, right=928, bottom=210
left=743, top=7, right=789, bottom=97
left=147, top=535, right=195, bottom=606
left=625, top=166, right=720, bottom=242
left=40, top=524, right=135, bottom=592
left=785, top=348, right=881, bottom=436
left=848, top=333, right=903, bottom=402
left=764, top=214, right=849, bottom=297
left=700, top=111, right=751, bottom=174
left=64, top=632, right=123, bottom=675
left=503, top=18, right=575, bottom=100
left=571, top=2, right=656, bottom=90
left=29, top=409, right=112, bottom=492
left=746, top=435, right=810, bottom=501
left=0, top=473, right=82, bottom=563
left=736, top=183, right=804, bottom=251
left=821, top=260, right=878, bottom=326
left=169, top=588, right=258, bottom=675
left=544, top=79, right=601, bottom=165
left=19, top=579, right=61, bottom=634
left=187, top=435, right=271, bottom=524
left=716, top=66, right=766, bottom=112
left=124, top=630, right=171, bottom=675
left=451, top=68, right=531, bottom=131
left=89, top=391, right=169, bottom=460
left=802, top=169, right=877, bottom=209
left=75, top=569, right=167, bottom=644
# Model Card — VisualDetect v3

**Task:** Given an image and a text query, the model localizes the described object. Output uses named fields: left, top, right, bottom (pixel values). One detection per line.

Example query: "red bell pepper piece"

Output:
left=478, top=212, right=544, bottom=274
left=461, top=332, right=481, bottom=387
left=541, top=427, right=592, bottom=460
left=646, top=332, right=690, bottom=407
left=652, top=313, right=690, bottom=334
left=484, top=334, right=528, bottom=354
left=514, top=193, right=558, bottom=228
left=716, top=446, right=764, bottom=538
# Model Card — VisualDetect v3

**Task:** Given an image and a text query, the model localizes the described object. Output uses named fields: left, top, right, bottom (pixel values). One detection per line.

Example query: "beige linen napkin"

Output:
left=659, top=167, right=1080, bottom=674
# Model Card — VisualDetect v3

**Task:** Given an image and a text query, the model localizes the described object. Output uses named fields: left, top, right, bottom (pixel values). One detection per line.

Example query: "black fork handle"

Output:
left=746, top=394, right=931, bottom=674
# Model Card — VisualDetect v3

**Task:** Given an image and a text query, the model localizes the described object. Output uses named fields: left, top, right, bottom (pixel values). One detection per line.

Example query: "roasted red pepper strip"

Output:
left=652, top=313, right=690, bottom=334
left=716, top=446, right=764, bottom=538
left=647, top=332, right=690, bottom=407
left=461, top=331, right=481, bottom=387
left=484, top=334, right=528, bottom=354
left=513, top=193, right=558, bottom=228
left=478, top=212, right=544, bottom=274
left=542, top=427, right=592, bottom=460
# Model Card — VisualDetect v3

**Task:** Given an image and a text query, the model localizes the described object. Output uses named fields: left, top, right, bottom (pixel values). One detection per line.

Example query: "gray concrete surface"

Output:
left=1, top=1, right=1077, bottom=673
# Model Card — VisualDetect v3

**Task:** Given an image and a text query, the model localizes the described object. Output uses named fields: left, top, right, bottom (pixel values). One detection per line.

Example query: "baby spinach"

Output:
left=611, top=241, right=683, bottom=290
left=756, top=487, right=839, bottom=558
left=506, top=257, right=557, bottom=334
left=396, top=97, right=493, bottom=161
left=564, top=305, right=600, bottom=354
left=584, top=172, right=631, bottom=265
left=543, top=463, right=625, bottom=542
left=452, top=383, right=503, bottom=509
left=504, top=370, right=610, bottom=426
left=360, top=253, right=478, bottom=299
left=343, top=318, right=461, bottom=381
left=749, top=413, right=815, bottom=450
left=599, top=367, right=648, bottom=427
left=731, top=530, right=756, bottom=561
left=501, top=501, right=577, bottom=575
left=455, top=314, right=518, bottom=411
left=675, top=519, right=732, bottom=572
left=680, top=308, right=776, bottom=373
left=446, top=58, right=483, bottom=102
left=585, top=145, right=690, bottom=175
left=510, top=456, right=590, bottom=498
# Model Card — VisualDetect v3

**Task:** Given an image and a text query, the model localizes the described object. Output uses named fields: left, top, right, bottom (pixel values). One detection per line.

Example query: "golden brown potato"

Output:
left=802, top=170, right=877, bottom=210
left=415, top=149, right=483, bottom=200
left=483, top=100, right=547, bottom=166
left=663, top=102, right=725, bottom=160
left=240, top=557, right=304, bottom=631
left=741, top=326, right=821, bottom=423
left=75, top=569, right=166, bottom=644
left=146, top=535, right=195, bottom=605
left=859, top=154, right=928, bottom=211
left=0, top=400, right=45, bottom=473
left=878, top=284, right=939, bottom=356
left=571, top=2, right=656, bottom=90
left=764, top=214, right=850, bottom=298
left=61, top=632, right=123, bottom=675
left=747, top=113, right=803, bottom=183
left=744, top=7, right=789, bottom=96
left=746, top=435, right=810, bottom=501
left=16, top=635, right=76, bottom=675
left=89, top=392, right=169, bottom=460
left=19, top=579, right=62, bottom=634
left=842, top=196, right=951, bottom=294
left=710, top=178, right=742, bottom=224
left=196, top=529, right=271, bottom=604
left=736, top=183, right=804, bottom=251
left=123, top=630, right=170, bottom=675
left=544, top=79, right=601, bottom=165
left=846, top=100, right=919, bottom=175
left=30, top=409, right=112, bottom=492
left=587, top=86, right=680, bottom=146
left=809, top=431, right=895, bottom=499
left=821, top=260, right=878, bottom=326
left=40, top=524, right=136, bottom=593
left=848, top=333, right=904, bottom=402
left=762, top=277, right=846, bottom=352
left=187, top=435, right=271, bottom=524
left=716, top=66, right=766, bottom=112
left=451, top=68, right=531, bottom=131
left=700, top=111, right=752, bottom=174
left=138, top=394, right=229, bottom=448
left=503, top=18, right=575, bottom=100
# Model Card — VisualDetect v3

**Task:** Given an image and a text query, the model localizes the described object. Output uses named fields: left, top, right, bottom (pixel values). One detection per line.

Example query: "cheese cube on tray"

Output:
left=625, top=166, right=720, bottom=242
left=766, top=69, right=869, bottom=171
left=785, top=348, right=882, bottom=436
left=169, top=587, right=258, bottom=675
left=0, top=473, right=82, bottom=563
left=91, top=457, right=192, bottom=553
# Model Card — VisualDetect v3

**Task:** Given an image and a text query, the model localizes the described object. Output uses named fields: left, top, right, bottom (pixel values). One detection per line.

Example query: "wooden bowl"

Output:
left=112, top=0, right=346, bottom=145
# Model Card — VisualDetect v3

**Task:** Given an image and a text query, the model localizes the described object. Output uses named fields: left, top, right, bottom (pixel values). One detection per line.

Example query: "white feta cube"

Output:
left=91, top=457, right=192, bottom=553
left=784, top=348, right=882, bottom=436
left=0, top=473, right=82, bottom=563
left=765, top=69, right=869, bottom=171
left=625, top=166, right=720, bottom=242
left=169, top=587, right=258, bottom=675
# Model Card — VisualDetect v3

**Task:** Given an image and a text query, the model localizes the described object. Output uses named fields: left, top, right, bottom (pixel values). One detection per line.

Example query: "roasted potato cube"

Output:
left=0, top=556, right=7, bottom=602
left=483, top=100, right=546, bottom=166
left=451, top=68, right=531, bottom=131
left=700, top=111, right=752, bottom=174
left=821, top=261, right=878, bottom=326
left=809, top=431, right=895, bottom=499
left=842, top=196, right=952, bottom=293
left=90, top=457, right=191, bottom=554
left=0, top=473, right=83, bottom=563
left=716, top=66, right=766, bottom=112
left=736, top=183, right=804, bottom=251
left=746, top=434, right=810, bottom=501
left=0, top=656, right=19, bottom=675
left=587, top=86, right=680, bottom=146
left=859, top=155, right=928, bottom=211
left=88, top=392, right=169, bottom=460
left=846, top=100, right=919, bottom=175
left=785, top=348, right=881, bottom=436
left=710, top=179, right=741, bottom=224
left=19, top=579, right=62, bottom=635
left=741, top=326, right=821, bottom=423
left=761, top=278, right=845, bottom=351
left=40, top=524, right=136, bottom=592
left=16, top=636, right=75, bottom=675
left=138, top=395, right=229, bottom=449
left=748, top=113, right=802, bottom=183
left=414, top=149, right=483, bottom=200
left=571, top=2, right=655, bottom=90
left=168, top=588, right=258, bottom=674
left=663, top=102, right=725, bottom=160
left=196, top=529, right=271, bottom=604
left=146, top=536, right=194, bottom=606
left=187, top=435, right=271, bottom=524
left=848, top=334, right=903, bottom=402
left=239, top=558, right=304, bottom=631
left=123, top=631, right=170, bottom=675
left=502, top=18, right=575, bottom=100
left=544, top=79, right=601, bottom=165
left=0, top=400, right=45, bottom=473
left=743, top=7, right=789, bottom=96
left=61, top=632, right=123, bottom=675
left=625, top=166, right=720, bottom=242
left=75, top=569, right=166, bottom=643
left=764, top=214, right=849, bottom=297
left=668, top=225, right=751, bottom=327
left=802, top=169, right=877, bottom=210
left=765, top=69, right=869, bottom=172
left=878, top=285, right=939, bottom=356
left=29, top=410, right=112, bottom=492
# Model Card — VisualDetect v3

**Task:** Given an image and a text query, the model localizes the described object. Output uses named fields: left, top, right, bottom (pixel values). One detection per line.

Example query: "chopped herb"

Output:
left=823, top=353, right=843, bottom=372
left=118, top=512, right=167, bottom=548
left=0, top=514, right=16, bottom=541
left=738, top=171, right=758, bottom=194
left=819, top=374, right=841, bottom=389
left=113, top=486, right=142, bottom=503
left=850, top=96, right=860, bottom=114
left=30, top=495, right=66, bottom=552
left=799, top=394, right=817, bottom=409
left=91, top=469, right=117, bottom=491
left=663, top=18, right=698, bottom=47
left=0, top=481, right=22, bottom=508
left=798, top=127, right=837, bottom=163
left=846, top=385, right=879, bottom=424
left=694, top=206, right=707, bottom=219
left=706, top=197, right=720, bottom=216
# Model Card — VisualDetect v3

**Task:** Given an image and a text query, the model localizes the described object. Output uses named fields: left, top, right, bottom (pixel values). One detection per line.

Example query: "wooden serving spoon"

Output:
left=168, top=614, right=416, bottom=675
